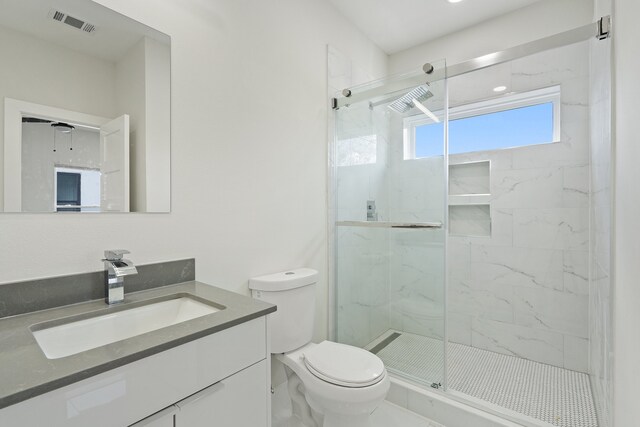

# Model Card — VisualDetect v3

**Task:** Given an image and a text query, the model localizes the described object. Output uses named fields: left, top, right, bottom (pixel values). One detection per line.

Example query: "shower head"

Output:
left=387, top=85, right=433, bottom=114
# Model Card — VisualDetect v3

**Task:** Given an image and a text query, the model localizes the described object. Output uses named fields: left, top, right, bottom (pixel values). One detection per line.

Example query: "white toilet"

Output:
left=249, top=268, right=390, bottom=427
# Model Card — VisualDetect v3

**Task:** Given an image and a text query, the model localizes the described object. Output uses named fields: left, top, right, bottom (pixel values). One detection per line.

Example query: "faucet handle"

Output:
left=104, top=249, right=130, bottom=261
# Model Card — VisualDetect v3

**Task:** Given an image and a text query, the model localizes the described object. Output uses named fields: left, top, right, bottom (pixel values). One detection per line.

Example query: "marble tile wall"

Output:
left=445, top=42, right=591, bottom=372
left=335, top=226, right=390, bottom=347
left=332, top=42, right=603, bottom=380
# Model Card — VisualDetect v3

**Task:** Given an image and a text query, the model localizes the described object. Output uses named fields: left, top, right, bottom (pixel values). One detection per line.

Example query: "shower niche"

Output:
left=449, top=160, right=491, bottom=237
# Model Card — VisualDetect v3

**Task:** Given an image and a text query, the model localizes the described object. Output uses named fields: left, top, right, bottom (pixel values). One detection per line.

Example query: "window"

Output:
left=404, top=86, right=561, bottom=159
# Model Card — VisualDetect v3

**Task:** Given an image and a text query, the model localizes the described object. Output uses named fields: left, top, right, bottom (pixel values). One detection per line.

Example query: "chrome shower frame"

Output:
left=331, top=17, right=611, bottom=111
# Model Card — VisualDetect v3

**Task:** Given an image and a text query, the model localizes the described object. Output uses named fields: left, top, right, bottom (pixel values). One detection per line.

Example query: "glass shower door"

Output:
left=333, top=60, right=448, bottom=388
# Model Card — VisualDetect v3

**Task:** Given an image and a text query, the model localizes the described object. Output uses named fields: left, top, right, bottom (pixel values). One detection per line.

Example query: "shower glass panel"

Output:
left=333, top=60, right=447, bottom=388
left=443, top=39, right=600, bottom=427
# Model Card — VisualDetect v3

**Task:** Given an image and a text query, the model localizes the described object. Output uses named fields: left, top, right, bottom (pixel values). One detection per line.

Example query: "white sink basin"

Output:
left=32, top=296, right=220, bottom=359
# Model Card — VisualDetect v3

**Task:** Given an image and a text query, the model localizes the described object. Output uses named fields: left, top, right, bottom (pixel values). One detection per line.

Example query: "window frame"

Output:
left=403, top=85, right=561, bottom=159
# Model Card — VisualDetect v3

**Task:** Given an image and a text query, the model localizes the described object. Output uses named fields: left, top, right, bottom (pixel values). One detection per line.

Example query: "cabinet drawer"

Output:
left=175, top=360, right=268, bottom=427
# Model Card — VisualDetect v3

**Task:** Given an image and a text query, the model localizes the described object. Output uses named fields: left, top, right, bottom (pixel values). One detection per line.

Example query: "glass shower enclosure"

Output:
left=331, top=19, right=612, bottom=427
left=333, top=60, right=448, bottom=389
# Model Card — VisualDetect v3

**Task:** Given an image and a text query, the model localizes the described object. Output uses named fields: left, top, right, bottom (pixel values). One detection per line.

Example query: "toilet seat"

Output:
left=302, top=341, right=385, bottom=388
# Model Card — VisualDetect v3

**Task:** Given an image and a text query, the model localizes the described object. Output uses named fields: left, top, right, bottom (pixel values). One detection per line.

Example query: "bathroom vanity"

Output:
left=0, top=278, right=275, bottom=426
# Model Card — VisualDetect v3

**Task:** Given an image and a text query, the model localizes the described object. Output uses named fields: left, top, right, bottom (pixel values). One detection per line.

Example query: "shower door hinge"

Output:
left=596, top=16, right=611, bottom=40
left=430, top=382, right=442, bottom=390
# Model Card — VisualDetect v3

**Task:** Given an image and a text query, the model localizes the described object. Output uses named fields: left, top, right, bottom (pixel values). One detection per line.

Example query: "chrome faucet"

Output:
left=103, top=249, right=138, bottom=305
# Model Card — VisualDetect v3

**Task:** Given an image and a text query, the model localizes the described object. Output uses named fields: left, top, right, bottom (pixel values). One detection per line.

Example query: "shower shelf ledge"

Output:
left=336, top=221, right=442, bottom=229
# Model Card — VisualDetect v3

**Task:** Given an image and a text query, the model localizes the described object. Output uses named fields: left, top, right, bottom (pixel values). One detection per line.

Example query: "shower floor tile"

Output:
left=368, top=331, right=598, bottom=427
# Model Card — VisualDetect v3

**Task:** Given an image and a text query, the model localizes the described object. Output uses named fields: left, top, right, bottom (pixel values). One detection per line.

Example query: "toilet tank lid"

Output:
left=249, top=268, right=319, bottom=291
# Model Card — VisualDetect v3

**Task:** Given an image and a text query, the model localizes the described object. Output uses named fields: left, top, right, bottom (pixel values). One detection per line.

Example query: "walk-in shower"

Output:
left=329, top=17, right=612, bottom=427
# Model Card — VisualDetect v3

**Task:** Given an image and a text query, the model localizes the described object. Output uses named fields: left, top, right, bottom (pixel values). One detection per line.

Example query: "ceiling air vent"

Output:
left=48, top=9, right=97, bottom=34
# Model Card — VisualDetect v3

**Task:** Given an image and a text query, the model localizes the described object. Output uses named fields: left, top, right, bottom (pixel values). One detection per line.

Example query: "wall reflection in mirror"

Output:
left=1, top=0, right=171, bottom=212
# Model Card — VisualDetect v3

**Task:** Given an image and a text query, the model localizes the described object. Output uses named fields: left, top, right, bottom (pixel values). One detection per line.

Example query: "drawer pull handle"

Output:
left=176, top=381, right=225, bottom=408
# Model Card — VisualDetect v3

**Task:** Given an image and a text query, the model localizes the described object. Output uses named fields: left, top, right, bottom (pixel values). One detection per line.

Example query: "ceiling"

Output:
left=0, top=0, right=168, bottom=62
left=328, top=0, right=545, bottom=54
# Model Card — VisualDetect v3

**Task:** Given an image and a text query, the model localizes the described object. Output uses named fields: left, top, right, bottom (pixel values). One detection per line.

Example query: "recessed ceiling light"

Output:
left=493, top=85, right=507, bottom=92
left=447, top=0, right=464, bottom=3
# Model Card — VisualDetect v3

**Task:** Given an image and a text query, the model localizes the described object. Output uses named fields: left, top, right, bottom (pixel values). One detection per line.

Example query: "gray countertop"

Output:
left=0, top=281, right=276, bottom=410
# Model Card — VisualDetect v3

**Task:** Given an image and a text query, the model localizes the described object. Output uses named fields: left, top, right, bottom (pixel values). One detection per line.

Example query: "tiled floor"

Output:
left=372, top=401, right=446, bottom=427
left=371, top=331, right=598, bottom=427
left=273, top=401, right=444, bottom=427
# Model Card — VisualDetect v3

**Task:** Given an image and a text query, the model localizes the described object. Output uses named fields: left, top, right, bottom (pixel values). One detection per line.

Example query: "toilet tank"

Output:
left=249, top=268, right=318, bottom=353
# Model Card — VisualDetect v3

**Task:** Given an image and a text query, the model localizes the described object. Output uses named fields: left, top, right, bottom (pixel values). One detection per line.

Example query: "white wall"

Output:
left=612, top=0, right=640, bottom=425
left=0, top=0, right=387, bottom=343
left=389, top=0, right=594, bottom=75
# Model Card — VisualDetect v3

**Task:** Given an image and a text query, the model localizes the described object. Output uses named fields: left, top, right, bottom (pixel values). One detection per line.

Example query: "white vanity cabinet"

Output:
left=0, top=316, right=270, bottom=427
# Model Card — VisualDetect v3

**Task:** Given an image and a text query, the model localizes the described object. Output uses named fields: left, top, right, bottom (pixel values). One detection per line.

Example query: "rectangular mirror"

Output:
left=0, top=0, right=171, bottom=212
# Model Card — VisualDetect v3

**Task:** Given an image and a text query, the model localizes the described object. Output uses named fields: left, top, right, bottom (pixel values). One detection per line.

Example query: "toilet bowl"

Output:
left=276, top=341, right=389, bottom=427
left=249, top=269, right=390, bottom=427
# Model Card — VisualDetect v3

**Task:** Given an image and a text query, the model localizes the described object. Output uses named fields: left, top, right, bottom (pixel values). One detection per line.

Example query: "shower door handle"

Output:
left=390, top=224, right=441, bottom=229
left=336, top=221, right=442, bottom=229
